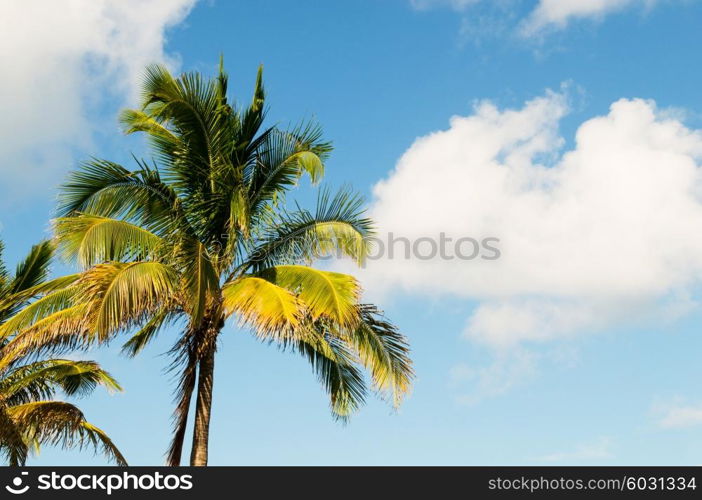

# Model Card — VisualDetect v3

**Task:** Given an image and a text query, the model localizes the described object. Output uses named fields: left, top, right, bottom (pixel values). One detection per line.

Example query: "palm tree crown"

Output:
left=0, top=240, right=125, bottom=465
left=0, top=59, right=413, bottom=466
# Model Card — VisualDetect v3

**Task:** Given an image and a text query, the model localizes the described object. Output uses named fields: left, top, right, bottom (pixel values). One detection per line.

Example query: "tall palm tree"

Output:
left=0, top=59, right=413, bottom=466
left=0, top=240, right=126, bottom=465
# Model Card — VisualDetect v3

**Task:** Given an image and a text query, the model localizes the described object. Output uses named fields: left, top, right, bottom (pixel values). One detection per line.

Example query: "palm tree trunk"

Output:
left=189, top=346, right=215, bottom=466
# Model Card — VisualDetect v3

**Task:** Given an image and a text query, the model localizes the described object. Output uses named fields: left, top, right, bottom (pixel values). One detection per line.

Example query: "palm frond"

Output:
left=0, top=360, right=121, bottom=405
left=293, top=330, right=366, bottom=421
left=248, top=122, right=332, bottom=216
left=54, top=214, right=164, bottom=269
left=8, top=402, right=127, bottom=465
left=9, top=241, right=54, bottom=295
left=0, top=286, right=78, bottom=340
left=58, top=158, right=189, bottom=237
left=0, top=240, right=9, bottom=289
left=76, top=262, right=178, bottom=339
left=0, top=404, right=29, bottom=466
left=121, top=306, right=180, bottom=357
left=180, top=241, right=219, bottom=327
left=222, top=276, right=301, bottom=337
left=349, top=304, right=414, bottom=407
left=245, top=187, right=373, bottom=271
left=259, top=265, right=360, bottom=327
left=0, top=303, right=93, bottom=369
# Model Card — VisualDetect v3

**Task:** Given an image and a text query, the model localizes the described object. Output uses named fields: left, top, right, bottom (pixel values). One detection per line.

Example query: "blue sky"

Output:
left=2, top=0, right=702, bottom=465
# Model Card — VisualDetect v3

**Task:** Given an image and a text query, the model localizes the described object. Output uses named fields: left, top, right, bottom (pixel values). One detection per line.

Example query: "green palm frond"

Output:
left=180, top=241, right=219, bottom=327
left=0, top=274, right=81, bottom=322
left=9, top=241, right=54, bottom=295
left=293, top=331, right=366, bottom=421
left=58, top=159, right=189, bottom=237
left=0, top=241, right=9, bottom=289
left=248, top=123, right=332, bottom=216
left=245, top=187, right=373, bottom=271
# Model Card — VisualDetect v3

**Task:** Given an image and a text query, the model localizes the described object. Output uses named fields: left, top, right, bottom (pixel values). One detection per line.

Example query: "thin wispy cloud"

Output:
left=450, top=349, right=538, bottom=404
left=656, top=402, right=702, bottom=429
left=520, top=0, right=659, bottom=36
left=537, top=437, right=614, bottom=463
left=410, top=0, right=665, bottom=38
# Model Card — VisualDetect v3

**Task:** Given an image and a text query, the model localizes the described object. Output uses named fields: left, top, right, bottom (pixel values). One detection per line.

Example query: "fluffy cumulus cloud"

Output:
left=354, top=89, right=702, bottom=349
left=0, top=0, right=196, bottom=199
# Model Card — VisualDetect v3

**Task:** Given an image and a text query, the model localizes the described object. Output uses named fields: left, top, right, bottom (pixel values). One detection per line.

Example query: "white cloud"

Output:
left=0, top=0, right=196, bottom=201
left=351, top=88, right=702, bottom=349
left=538, top=436, right=613, bottom=462
left=521, top=0, right=658, bottom=36
left=450, top=348, right=538, bottom=404
left=656, top=402, right=702, bottom=429
left=409, top=0, right=481, bottom=10
left=409, top=0, right=663, bottom=38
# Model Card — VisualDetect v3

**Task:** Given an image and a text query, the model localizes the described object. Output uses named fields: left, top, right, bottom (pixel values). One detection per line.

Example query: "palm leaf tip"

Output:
left=353, top=305, right=414, bottom=408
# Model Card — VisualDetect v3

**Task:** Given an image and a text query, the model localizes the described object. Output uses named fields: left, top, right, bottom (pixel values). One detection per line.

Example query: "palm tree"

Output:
left=0, top=240, right=126, bottom=465
left=0, top=59, right=413, bottom=466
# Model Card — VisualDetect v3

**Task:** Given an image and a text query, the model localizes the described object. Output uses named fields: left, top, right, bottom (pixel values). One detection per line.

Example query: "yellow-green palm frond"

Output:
left=1, top=274, right=80, bottom=311
left=119, top=109, right=179, bottom=143
left=0, top=287, right=79, bottom=340
left=0, top=303, right=93, bottom=370
left=54, top=214, right=164, bottom=269
left=222, top=276, right=301, bottom=338
left=76, top=262, right=178, bottom=339
left=259, top=265, right=360, bottom=327
left=8, top=401, right=127, bottom=465
left=285, top=150, right=325, bottom=184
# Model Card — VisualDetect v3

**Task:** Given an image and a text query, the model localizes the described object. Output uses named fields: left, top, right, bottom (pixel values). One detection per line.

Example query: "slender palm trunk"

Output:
left=189, top=345, right=215, bottom=466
